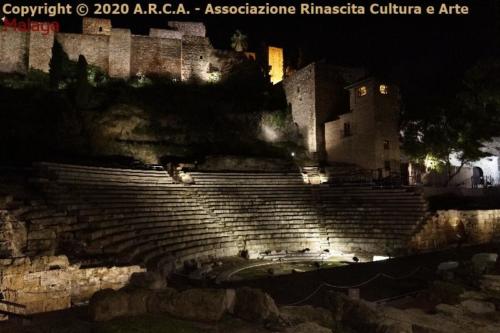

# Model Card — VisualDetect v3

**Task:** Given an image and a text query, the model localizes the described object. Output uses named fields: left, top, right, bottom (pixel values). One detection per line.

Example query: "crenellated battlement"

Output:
left=0, top=17, right=233, bottom=82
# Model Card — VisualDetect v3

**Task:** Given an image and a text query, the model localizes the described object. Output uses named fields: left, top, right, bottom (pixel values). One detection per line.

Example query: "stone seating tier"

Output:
left=10, top=163, right=429, bottom=267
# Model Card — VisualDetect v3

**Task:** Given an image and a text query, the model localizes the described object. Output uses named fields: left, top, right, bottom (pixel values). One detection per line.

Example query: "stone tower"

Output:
left=283, top=62, right=365, bottom=160
left=284, top=62, right=400, bottom=173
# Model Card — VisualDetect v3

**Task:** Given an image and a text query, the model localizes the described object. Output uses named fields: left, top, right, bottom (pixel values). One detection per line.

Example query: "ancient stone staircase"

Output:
left=26, top=162, right=238, bottom=270
left=187, top=171, right=329, bottom=256
left=2, top=162, right=430, bottom=272
left=315, top=184, right=429, bottom=254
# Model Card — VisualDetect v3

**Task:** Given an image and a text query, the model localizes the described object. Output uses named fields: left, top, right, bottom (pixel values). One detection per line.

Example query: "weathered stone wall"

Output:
left=283, top=63, right=366, bottom=160
left=181, top=36, right=212, bottom=81
left=168, top=21, right=206, bottom=37
left=0, top=20, right=229, bottom=83
left=411, top=210, right=500, bottom=251
left=149, top=28, right=183, bottom=40
left=283, top=63, right=316, bottom=153
left=0, top=30, right=28, bottom=74
left=28, top=31, right=55, bottom=72
left=109, top=29, right=131, bottom=78
left=82, top=17, right=112, bottom=36
left=0, top=255, right=144, bottom=314
left=314, top=65, right=354, bottom=160
left=56, top=33, right=110, bottom=72
left=130, top=36, right=182, bottom=79
left=0, top=210, right=27, bottom=258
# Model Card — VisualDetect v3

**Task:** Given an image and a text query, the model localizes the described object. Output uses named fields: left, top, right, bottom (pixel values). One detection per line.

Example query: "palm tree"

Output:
left=231, top=30, right=248, bottom=52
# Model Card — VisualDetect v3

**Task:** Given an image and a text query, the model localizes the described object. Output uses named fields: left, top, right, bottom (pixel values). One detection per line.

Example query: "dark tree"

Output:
left=74, top=55, right=91, bottom=109
left=402, top=57, right=500, bottom=183
left=49, top=41, right=68, bottom=89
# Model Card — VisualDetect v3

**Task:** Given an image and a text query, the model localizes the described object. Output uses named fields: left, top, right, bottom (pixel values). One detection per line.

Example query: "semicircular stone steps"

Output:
left=17, top=163, right=429, bottom=268
left=28, top=163, right=238, bottom=269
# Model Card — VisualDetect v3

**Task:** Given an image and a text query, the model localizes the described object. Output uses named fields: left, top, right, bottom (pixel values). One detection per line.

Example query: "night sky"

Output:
left=3, top=1, right=500, bottom=97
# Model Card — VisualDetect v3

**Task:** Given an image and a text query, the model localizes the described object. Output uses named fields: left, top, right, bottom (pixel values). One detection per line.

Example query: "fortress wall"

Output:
left=109, top=29, right=131, bottom=78
left=56, top=33, right=110, bottom=72
left=130, top=36, right=181, bottom=78
left=28, top=31, right=55, bottom=72
left=0, top=22, right=225, bottom=82
left=82, top=17, right=112, bottom=36
left=0, top=30, right=28, bottom=74
left=168, top=21, right=206, bottom=37
left=181, top=36, right=212, bottom=81
left=149, top=28, right=183, bottom=40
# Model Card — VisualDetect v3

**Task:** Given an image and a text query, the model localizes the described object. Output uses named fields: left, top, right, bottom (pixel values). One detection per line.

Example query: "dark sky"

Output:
left=4, top=0, right=500, bottom=92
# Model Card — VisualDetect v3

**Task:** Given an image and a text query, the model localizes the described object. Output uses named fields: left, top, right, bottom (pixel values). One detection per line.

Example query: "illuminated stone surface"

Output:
left=0, top=255, right=143, bottom=314
left=0, top=18, right=228, bottom=81
left=268, top=46, right=284, bottom=84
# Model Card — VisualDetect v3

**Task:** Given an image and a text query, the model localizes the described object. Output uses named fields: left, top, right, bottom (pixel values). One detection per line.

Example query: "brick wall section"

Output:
left=28, top=31, right=55, bottom=72
left=0, top=30, right=28, bottom=74
left=0, top=255, right=144, bottom=314
left=411, top=210, right=500, bottom=251
left=130, top=36, right=182, bottom=79
left=56, top=33, right=110, bottom=72
left=109, top=29, right=131, bottom=78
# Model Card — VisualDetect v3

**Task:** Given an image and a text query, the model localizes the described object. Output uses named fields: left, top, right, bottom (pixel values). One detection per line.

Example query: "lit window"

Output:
left=357, top=86, right=367, bottom=97
left=384, top=140, right=390, bottom=150
left=379, top=84, right=389, bottom=95
left=343, top=123, right=351, bottom=137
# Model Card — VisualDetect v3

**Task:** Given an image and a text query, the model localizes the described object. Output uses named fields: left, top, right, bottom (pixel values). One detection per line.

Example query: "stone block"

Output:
left=160, top=288, right=231, bottom=322
left=460, top=299, right=496, bottom=314
left=88, top=289, right=130, bottom=321
left=233, top=287, right=280, bottom=323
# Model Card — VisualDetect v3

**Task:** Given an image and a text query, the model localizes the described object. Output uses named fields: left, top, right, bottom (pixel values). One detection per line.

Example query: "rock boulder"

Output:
left=127, top=288, right=153, bottom=315
left=279, top=305, right=333, bottom=328
left=325, top=291, right=380, bottom=331
left=233, top=287, right=280, bottom=323
left=460, top=299, right=496, bottom=314
left=146, top=287, right=178, bottom=313
left=88, top=289, right=130, bottom=321
left=164, top=288, right=232, bottom=322
left=129, top=271, right=167, bottom=291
